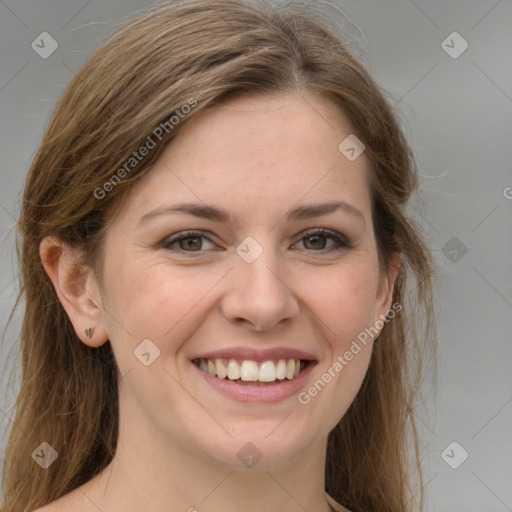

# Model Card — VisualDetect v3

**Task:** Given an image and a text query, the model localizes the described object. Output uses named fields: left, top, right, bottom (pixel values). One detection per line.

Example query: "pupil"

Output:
left=306, top=235, right=325, bottom=249
left=182, top=237, right=201, bottom=250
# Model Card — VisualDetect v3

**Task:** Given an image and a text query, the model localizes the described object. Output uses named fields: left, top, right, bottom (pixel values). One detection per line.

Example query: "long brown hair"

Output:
left=1, top=1, right=437, bottom=510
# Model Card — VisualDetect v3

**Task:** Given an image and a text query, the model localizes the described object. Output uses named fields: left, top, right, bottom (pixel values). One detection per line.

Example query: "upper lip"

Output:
left=192, top=346, right=317, bottom=363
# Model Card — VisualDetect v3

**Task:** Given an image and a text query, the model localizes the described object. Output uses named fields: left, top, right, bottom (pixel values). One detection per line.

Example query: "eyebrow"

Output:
left=138, top=200, right=366, bottom=227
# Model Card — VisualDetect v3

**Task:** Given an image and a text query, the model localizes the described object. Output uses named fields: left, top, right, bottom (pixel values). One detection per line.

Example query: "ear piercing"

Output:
left=85, top=327, right=95, bottom=339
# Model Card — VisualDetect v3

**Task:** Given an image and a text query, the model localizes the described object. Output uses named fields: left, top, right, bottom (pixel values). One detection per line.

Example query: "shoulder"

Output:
left=31, top=487, right=91, bottom=512
left=326, top=492, right=353, bottom=512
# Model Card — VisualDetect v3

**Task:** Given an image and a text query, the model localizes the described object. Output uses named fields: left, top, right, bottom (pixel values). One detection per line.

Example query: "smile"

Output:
left=191, top=347, right=317, bottom=403
left=193, top=358, right=308, bottom=385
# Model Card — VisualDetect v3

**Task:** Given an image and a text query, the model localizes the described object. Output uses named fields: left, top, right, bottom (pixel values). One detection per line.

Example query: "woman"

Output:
left=1, top=1, right=437, bottom=511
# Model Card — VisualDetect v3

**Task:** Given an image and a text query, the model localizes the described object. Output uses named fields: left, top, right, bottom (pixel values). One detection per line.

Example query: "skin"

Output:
left=38, top=91, right=399, bottom=512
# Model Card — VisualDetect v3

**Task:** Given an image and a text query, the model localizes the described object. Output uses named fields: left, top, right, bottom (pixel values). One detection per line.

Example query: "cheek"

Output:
left=101, top=258, right=221, bottom=363
left=293, top=265, right=378, bottom=437
left=300, top=261, right=379, bottom=345
left=98, top=261, right=217, bottom=423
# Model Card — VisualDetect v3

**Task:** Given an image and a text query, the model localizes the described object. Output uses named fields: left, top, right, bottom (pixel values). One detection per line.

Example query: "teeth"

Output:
left=240, top=360, right=259, bottom=381
left=286, top=359, right=295, bottom=379
left=276, top=360, right=287, bottom=380
left=197, top=358, right=304, bottom=383
left=258, top=361, right=276, bottom=382
left=227, top=359, right=240, bottom=380
left=215, top=359, right=227, bottom=379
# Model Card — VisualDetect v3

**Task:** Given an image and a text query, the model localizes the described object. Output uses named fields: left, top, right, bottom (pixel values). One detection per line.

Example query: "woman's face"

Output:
left=95, top=92, right=397, bottom=469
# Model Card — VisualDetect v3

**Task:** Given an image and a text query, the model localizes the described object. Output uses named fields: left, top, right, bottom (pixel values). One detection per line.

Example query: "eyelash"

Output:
left=160, top=228, right=352, bottom=255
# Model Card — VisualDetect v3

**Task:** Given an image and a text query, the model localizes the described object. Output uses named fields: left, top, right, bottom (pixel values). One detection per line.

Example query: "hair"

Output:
left=1, top=1, right=437, bottom=511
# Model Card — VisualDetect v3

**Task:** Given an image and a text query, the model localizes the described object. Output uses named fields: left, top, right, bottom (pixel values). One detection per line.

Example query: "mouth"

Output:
left=191, top=347, right=317, bottom=403
left=192, top=357, right=310, bottom=386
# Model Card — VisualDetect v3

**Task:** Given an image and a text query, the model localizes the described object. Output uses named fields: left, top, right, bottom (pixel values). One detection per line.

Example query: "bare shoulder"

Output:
left=326, top=492, right=353, bottom=512
left=32, top=487, right=92, bottom=512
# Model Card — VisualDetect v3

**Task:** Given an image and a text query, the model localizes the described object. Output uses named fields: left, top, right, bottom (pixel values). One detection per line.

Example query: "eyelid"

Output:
left=293, top=228, right=352, bottom=251
left=160, top=230, right=216, bottom=252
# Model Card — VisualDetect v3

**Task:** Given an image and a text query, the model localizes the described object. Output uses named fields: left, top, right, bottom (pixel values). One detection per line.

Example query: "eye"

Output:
left=294, top=229, right=351, bottom=252
left=160, top=228, right=351, bottom=255
left=161, top=230, right=216, bottom=252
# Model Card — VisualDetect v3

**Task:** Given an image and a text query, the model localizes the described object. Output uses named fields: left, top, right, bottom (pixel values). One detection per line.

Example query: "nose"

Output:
left=220, top=244, right=300, bottom=332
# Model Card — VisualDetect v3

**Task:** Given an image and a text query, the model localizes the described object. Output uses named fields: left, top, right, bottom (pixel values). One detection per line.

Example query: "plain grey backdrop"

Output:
left=0, top=0, right=511, bottom=510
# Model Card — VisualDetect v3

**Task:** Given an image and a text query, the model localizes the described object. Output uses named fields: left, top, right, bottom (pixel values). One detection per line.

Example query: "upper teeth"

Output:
left=198, top=358, right=302, bottom=382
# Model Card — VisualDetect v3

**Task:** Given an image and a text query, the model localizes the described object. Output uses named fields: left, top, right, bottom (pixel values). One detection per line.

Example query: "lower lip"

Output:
left=192, top=362, right=316, bottom=404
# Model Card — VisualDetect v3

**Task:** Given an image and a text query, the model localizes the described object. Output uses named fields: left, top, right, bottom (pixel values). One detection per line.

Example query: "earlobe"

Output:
left=39, top=236, right=109, bottom=347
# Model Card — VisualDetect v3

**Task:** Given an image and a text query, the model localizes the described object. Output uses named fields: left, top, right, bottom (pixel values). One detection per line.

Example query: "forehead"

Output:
left=117, top=91, right=372, bottom=226
left=171, top=91, right=361, bottom=163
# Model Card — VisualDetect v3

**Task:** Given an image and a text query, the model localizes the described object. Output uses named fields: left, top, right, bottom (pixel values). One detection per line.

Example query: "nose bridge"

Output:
left=235, top=236, right=288, bottom=298
left=221, top=235, right=298, bottom=330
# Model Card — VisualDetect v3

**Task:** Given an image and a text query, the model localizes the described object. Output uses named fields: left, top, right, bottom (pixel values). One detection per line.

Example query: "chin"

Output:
left=187, top=421, right=320, bottom=470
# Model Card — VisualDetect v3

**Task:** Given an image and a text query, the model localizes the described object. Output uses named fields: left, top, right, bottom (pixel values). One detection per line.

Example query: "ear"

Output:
left=374, top=250, right=401, bottom=323
left=39, top=236, right=109, bottom=347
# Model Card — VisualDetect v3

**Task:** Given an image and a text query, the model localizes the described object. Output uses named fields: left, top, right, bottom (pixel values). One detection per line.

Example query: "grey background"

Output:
left=0, top=0, right=511, bottom=510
